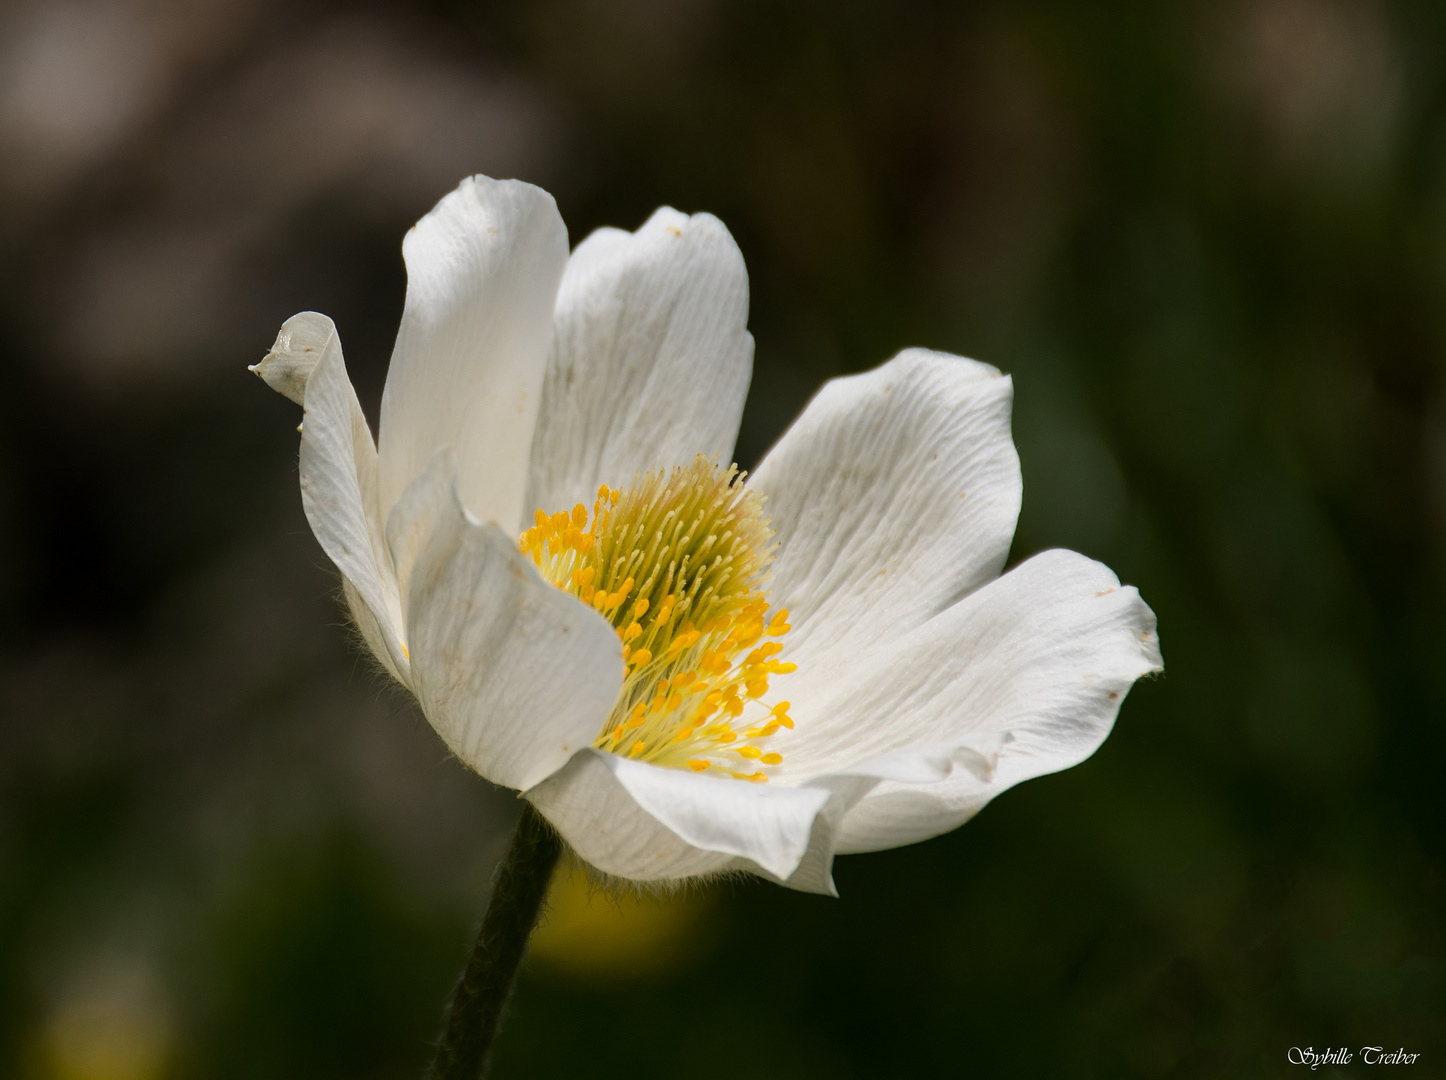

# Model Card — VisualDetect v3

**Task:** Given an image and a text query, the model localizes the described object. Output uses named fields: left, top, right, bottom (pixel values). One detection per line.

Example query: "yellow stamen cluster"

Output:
left=521, top=456, right=797, bottom=781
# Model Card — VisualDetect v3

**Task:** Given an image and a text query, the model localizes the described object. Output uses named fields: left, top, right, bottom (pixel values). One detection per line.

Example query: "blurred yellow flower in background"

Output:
left=529, top=866, right=715, bottom=983
left=36, top=965, right=172, bottom=1080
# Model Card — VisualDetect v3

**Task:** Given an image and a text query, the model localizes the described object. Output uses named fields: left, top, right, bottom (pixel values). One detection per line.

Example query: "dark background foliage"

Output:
left=0, top=1, right=1442, bottom=1077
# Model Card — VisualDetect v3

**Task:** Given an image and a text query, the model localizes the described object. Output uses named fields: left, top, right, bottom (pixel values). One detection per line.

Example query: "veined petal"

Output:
left=525, top=208, right=753, bottom=515
left=404, top=481, right=624, bottom=792
left=384, top=446, right=459, bottom=605
left=775, top=549, right=1161, bottom=853
left=525, top=749, right=851, bottom=893
left=819, top=732, right=1013, bottom=788
left=378, top=176, right=569, bottom=533
left=750, top=349, right=1021, bottom=670
left=252, top=312, right=409, bottom=683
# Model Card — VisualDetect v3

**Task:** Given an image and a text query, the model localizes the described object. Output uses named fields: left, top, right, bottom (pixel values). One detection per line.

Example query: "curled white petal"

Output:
left=253, top=312, right=409, bottom=683
left=752, top=348, right=1021, bottom=670
left=404, top=475, right=624, bottom=791
left=378, top=176, right=569, bottom=533
left=525, top=208, right=753, bottom=515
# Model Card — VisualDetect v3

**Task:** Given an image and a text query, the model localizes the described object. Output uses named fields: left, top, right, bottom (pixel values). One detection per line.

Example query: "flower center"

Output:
left=521, top=456, right=796, bottom=782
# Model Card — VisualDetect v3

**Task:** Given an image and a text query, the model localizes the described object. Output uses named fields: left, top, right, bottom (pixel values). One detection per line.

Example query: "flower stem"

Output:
left=429, top=803, right=561, bottom=1079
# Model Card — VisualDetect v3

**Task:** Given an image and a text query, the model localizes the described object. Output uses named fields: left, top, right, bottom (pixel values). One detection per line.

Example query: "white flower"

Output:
left=253, top=175, right=1162, bottom=896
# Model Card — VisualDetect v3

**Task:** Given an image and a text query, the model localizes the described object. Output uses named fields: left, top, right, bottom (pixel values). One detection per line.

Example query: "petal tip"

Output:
left=254, top=311, right=338, bottom=406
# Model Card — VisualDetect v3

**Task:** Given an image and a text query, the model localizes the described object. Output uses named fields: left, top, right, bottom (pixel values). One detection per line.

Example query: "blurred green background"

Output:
left=1, top=0, right=1443, bottom=1077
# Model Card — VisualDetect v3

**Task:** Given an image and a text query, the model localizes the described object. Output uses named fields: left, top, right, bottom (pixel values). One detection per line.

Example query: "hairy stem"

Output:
left=429, top=803, right=561, bottom=1079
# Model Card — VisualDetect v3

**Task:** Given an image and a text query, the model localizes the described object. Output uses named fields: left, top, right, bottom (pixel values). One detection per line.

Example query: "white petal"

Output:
left=776, top=549, right=1161, bottom=853
left=750, top=348, right=1021, bottom=671
left=525, top=749, right=860, bottom=894
left=377, top=176, right=569, bottom=533
left=252, top=312, right=409, bottom=683
left=524, top=208, right=753, bottom=515
left=403, top=480, right=625, bottom=792
left=384, top=446, right=459, bottom=605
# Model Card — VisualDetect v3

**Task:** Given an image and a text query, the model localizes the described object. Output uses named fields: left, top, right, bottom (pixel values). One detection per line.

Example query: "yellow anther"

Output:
left=572, top=503, right=588, bottom=527
left=534, top=509, right=548, bottom=529
left=767, top=609, right=791, bottom=635
left=761, top=753, right=782, bottom=765
left=686, top=760, right=710, bottom=772
left=666, top=692, right=682, bottom=711
left=631, top=597, right=650, bottom=619
left=629, top=648, right=652, bottom=668
left=736, top=746, right=763, bottom=759
left=623, top=622, right=642, bottom=642
left=597, top=484, right=610, bottom=501
left=746, top=772, right=768, bottom=783
left=667, top=629, right=701, bottom=655
left=672, top=726, right=694, bottom=743
left=630, top=741, right=646, bottom=757
left=744, top=643, right=783, bottom=667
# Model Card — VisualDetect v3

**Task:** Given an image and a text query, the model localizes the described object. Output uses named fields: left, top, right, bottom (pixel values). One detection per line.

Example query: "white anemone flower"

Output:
left=253, top=175, right=1162, bottom=896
